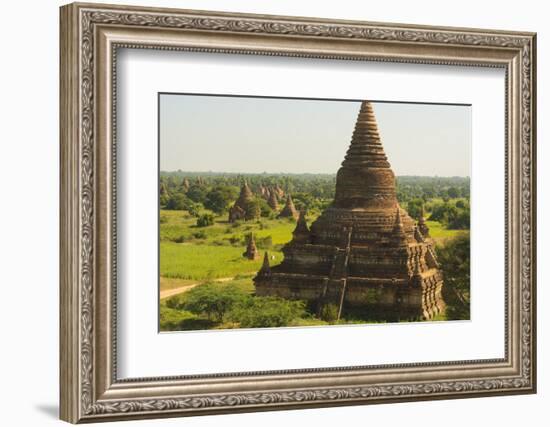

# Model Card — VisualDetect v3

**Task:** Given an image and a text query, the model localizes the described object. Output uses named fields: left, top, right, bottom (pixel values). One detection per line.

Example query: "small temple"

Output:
left=243, top=233, right=260, bottom=260
left=278, top=194, right=299, bottom=219
left=254, top=101, right=445, bottom=321
left=417, top=206, right=430, bottom=238
left=228, top=181, right=258, bottom=222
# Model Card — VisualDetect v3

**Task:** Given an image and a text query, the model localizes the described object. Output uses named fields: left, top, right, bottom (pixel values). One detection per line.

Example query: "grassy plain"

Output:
left=425, top=220, right=466, bottom=244
left=159, top=210, right=305, bottom=283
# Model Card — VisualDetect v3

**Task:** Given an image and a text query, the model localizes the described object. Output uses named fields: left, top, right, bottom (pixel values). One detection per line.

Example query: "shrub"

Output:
left=192, top=230, right=208, bottom=239
left=173, top=235, right=186, bottom=243
left=196, top=213, right=215, bottom=227
left=256, top=235, right=273, bottom=249
left=226, top=297, right=307, bottom=328
left=319, top=303, right=339, bottom=323
left=159, top=305, right=197, bottom=331
left=228, top=236, right=242, bottom=246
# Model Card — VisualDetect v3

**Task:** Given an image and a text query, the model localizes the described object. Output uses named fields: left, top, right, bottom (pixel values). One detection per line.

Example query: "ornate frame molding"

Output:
left=60, top=2, right=536, bottom=423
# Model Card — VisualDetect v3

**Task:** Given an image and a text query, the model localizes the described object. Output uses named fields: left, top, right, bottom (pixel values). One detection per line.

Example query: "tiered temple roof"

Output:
left=255, top=101, right=445, bottom=321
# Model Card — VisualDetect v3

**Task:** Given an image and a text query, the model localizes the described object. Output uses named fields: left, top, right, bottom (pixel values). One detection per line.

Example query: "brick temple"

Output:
left=254, top=101, right=445, bottom=321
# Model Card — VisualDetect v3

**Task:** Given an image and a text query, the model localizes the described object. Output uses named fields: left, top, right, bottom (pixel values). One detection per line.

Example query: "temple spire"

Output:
left=341, top=101, right=390, bottom=169
left=418, top=206, right=430, bottom=237
left=333, top=101, right=398, bottom=209
left=292, top=209, right=310, bottom=243
left=393, top=207, right=405, bottom=234
left=392, top=207, right=408, bottom=247
left=258, top=252, right=271, bottom=276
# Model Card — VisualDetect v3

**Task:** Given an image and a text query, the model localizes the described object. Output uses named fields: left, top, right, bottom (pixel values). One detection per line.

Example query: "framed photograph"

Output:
left=60, top=2, right=537, bottom=423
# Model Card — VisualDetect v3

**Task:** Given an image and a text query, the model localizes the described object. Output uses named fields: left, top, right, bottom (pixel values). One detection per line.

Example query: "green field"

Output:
left=159, top=210, right=298, bottom=284
left=425, top=220, right=466, bottom=244
left=160, top=210, right=296, bottom=245
left=160, top=242, right=283, bottom=280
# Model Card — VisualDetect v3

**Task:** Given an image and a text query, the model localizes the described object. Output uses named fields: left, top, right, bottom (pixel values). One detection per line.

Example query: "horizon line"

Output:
left=160, top=170, right=471, bottom=178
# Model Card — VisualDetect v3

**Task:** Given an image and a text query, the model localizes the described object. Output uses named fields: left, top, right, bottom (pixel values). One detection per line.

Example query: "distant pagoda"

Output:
left=254, top=101, right=445, bottom=321
left=243, top=233, right=260, bottom=260
left=278, top=194, right=299, bottom=219
left=228, top=181, right=258, bottom=222
left=417, top=206, right=430, bottom=238
left=274, top=184, right=285, bottom=199
left=268, top=191, right=279, bottom=210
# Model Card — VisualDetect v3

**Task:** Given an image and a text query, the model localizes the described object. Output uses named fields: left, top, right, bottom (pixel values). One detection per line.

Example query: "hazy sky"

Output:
left=160, top=94, right=471, bottom=177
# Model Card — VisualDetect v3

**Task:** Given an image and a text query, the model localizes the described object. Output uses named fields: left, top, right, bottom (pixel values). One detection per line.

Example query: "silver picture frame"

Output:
left=60, top=2, right=536, bottom=422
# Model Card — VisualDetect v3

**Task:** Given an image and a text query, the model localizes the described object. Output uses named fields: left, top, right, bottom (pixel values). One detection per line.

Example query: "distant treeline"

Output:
left=160, top=171, right=470, bottom=204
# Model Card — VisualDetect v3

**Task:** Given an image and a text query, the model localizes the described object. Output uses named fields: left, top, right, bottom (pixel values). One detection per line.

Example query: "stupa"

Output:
left=254, top=101, right=445, bottom=321
left=278, top=194, right=299, bottom=219
left=417, top=206, right=430, bottom=238
left=228, top=181, right=257, bottom=222
left=243, top=233, right=260, bottom=260
left=268, top=191, right=279, bottom=210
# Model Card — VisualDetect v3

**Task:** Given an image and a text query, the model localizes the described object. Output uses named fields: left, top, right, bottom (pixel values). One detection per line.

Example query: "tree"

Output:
left=256, top=198, right=272, bottom=218
left=428, top=201, right=450, bottom=222
left=292, top=192, right=315, bottom=211
left=406, top=198, right=424, bottom=220
left=437, top=233, right=470, bottom=320
left=165, top=193, right=189, bottom=210
left=165, top=193, right=202, bottom=216
left=204, top=186, right=239, bottom=214
left=447, top=186, right=460, bottom=198
left=226, top=297, right=307, bottom=328
left=244, top=199, right=261, bottom=220
left=186, top=184, right=208, bottom=204
left=446, top=205, right=470, bottom=229
left=182, top=283, right=249, bottom=322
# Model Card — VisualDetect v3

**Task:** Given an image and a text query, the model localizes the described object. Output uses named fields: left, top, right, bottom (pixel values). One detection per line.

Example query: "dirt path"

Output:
left=159, top=276, right=234, bottom=300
